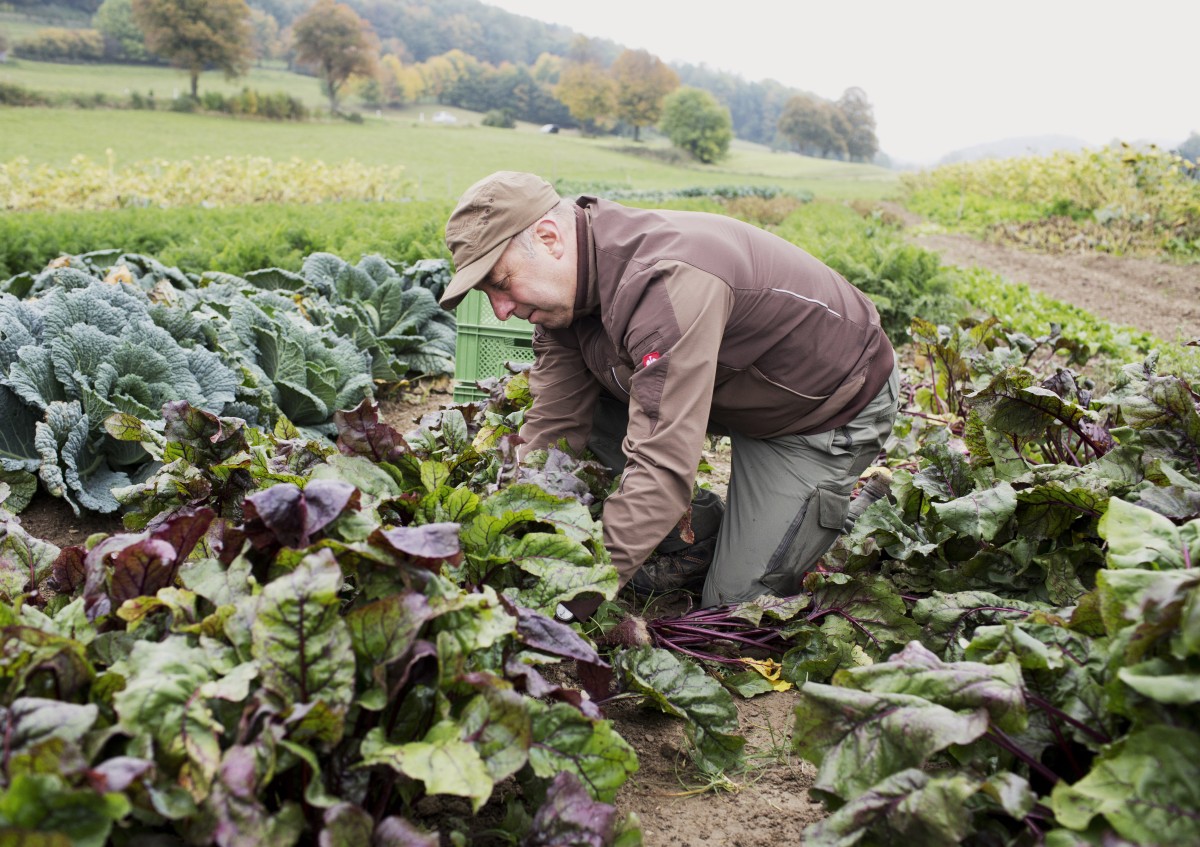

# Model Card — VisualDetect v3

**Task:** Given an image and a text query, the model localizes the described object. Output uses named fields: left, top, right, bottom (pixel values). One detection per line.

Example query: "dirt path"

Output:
left=912, top=230, right=1200, bottom=344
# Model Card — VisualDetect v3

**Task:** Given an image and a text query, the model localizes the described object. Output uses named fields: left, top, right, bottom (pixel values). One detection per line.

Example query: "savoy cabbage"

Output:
left=0, top=252, right=457, bottom=513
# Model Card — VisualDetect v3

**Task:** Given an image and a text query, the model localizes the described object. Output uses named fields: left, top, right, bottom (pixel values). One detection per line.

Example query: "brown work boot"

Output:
left=630, top=536, right=717, bottom=596
left=845, top=468, right=893, bottom=531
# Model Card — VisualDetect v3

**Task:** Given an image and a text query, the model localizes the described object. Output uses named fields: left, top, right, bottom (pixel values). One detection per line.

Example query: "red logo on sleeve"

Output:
left=641, top=351, right=661, bottom=368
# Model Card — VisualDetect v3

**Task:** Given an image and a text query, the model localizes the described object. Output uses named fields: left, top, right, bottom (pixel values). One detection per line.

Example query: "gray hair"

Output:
left=514, top=198, right=574, bottom=257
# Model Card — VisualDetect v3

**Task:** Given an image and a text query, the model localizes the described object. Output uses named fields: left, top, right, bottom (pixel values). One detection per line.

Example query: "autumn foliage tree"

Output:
left=130, top=0, right=253, bottom=99
left=292, top=0, right=380, bottom=114
left=610, top=48, right=678, bottom=141
left=555, top=60, right=617, bottom=135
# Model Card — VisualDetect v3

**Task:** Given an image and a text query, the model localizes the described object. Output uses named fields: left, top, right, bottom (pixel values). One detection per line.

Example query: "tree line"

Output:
left=5, top=0, right=878, bottom=163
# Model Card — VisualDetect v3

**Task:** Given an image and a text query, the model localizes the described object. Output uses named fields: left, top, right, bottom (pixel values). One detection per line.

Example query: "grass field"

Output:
left=0, top=57, right=325, bottom=106
left=0, top=59, right=899, bottom=201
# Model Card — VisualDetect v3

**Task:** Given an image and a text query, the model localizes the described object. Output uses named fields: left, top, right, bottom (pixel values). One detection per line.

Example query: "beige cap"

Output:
left=440, top=171, right=560, bottom=310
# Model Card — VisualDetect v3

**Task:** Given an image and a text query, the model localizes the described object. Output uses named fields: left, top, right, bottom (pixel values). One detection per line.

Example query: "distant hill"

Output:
left=938, top=135, right=1092, bottom=165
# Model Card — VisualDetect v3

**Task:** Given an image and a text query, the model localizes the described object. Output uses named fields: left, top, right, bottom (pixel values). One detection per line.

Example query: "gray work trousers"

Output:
left=589, top=365, right=900, bottom=606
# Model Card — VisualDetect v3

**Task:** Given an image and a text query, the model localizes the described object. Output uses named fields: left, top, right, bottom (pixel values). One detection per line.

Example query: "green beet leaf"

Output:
left=345, top=591, right=434, bottom=698
left=969, top=368, right=1096, bottom=441
left=930, top=481, right=1017, bottom=541
left=481, top=484, right=598, bottom=545
left=1051, top=725, right=1200, bottom=846
left=0, top=514, right=60, bottom=603
left=527, top=701, right=637, bottom=804
left=793, top=683, right=989, bottom=800
left=614, top=646, right=745, bottom=775
left=833, top=641, right=1028, bottom=734
left=457, top=684, right=532, bottom=782
left=802, top=768, right=978, bottom=847
left=111, top=637, right=222, bottom=796
left=0, top=773, right=131, bottom=847
left=250, top=550, right=356, bottom=741
left=0, top=698, right=98, bottom=759
left=913, top=590, right=1043, bottom=659
left=1117, top=658, right=1200, bottom=705
left=1099, top=497, right=1200, bottom=570
left=802, top=572, right=921, bottom=654
left=1096, top=568, right=1199, bottom=641
left=319, top=802, right=374, bottom=847
left=359, top=724, right=494, bottom=812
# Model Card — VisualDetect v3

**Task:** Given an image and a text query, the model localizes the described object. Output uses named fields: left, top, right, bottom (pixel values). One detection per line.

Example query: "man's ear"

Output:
left=532, top=217, right=565, bottom=259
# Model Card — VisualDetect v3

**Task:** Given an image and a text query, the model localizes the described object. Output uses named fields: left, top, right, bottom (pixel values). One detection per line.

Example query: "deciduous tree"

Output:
left=778, top=93, right=848, bottom=159
left=555, top=61, right=617, bottom=135
left=95, top=0, right=149, bottom=62
left=292, top=0, right=379, bottom=114
left=659, top=87, right=732, bottom=164
left=415, top=49, right=480, bottom=105
left=248, top=8, right=283, bottom=65
left=610, top=48, right=678, bottom=141
left=530, top=52, right=562, bottom=86
left=1178, top=131, right=1200, bottom=163
left=377, top=54, right=424, bottom=106
left=130, top=0, right=253, bottom=99
left=837, top=86, right=879, bottom=162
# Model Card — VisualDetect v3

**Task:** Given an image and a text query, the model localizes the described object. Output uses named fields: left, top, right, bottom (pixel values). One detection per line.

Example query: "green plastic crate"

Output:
left=453, top=290, right=535, bottom=403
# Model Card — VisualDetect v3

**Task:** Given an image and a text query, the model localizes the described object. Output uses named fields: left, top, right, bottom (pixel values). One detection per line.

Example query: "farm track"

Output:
left=912, top=230, right=1200, bottom=344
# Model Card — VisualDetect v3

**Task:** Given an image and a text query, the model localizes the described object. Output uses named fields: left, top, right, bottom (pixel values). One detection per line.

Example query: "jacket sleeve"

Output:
left=518, top=326, right=601, bottom=457
left=601, top=262, right=734, bottom=588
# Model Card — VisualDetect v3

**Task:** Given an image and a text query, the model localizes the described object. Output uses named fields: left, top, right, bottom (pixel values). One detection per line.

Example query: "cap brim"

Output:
left=439, top=236, right=512, bottom=311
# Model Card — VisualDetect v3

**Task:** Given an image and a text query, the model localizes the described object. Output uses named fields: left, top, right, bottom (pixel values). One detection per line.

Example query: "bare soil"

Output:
left=876, top=200, right=1200, bottom=344
left=918, top=232, right=1200, bottom=342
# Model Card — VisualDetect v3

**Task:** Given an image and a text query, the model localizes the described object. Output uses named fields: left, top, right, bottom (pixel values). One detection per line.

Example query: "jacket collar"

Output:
left=572, top=198, right=600, bottom=317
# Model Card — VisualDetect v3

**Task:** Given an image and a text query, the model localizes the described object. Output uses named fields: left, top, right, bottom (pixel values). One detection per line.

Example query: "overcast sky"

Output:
left=484, top=0, right=1197, bottom=165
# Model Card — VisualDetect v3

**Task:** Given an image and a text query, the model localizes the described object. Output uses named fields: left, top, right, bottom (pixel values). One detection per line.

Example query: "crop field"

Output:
left=0, top=54, right=1197, bottom=847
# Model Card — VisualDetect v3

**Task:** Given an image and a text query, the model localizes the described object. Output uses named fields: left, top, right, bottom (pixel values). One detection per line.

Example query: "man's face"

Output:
left=478, top=219, right=576, bottom=329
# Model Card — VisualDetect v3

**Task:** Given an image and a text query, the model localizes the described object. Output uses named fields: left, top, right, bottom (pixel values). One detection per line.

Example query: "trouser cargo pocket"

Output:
left=759, top=486, right=848, bottom=597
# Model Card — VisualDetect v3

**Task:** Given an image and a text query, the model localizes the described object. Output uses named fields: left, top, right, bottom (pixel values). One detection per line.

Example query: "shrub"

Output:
left=659, top=87, right=733, bottom=164
left=482, top=108, right=516, bottom=129
left=13, top=28, right=105, bottom=62
left=0, top=82, right=49, bottom=107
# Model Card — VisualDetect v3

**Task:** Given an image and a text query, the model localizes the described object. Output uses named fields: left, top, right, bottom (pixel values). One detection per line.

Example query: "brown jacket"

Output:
left=520, top=197, right=895, bottom=587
